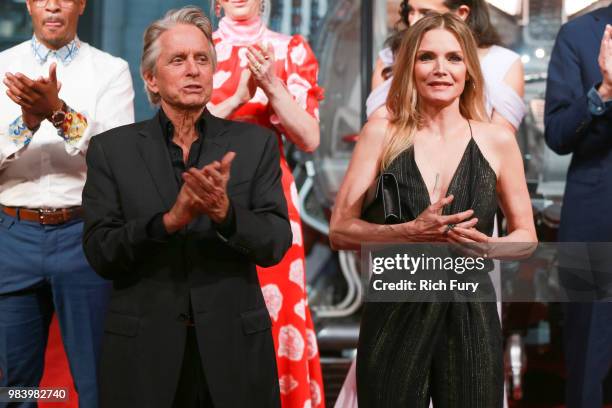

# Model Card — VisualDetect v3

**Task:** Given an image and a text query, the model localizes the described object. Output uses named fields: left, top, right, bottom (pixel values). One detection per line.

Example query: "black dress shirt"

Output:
left=146, top=108, right=235, bottom=239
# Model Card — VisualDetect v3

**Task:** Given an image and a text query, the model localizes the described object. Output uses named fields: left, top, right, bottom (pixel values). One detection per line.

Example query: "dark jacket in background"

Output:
left=545, top=5, right=612, bottom=242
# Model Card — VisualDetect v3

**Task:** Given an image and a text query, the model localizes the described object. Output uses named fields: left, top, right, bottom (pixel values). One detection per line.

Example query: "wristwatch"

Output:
left=49, top=100, right=68, bottom=128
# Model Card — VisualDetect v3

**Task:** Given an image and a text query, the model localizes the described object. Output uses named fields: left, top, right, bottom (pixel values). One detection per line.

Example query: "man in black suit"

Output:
left=545, top=6, right=612, bottom=408
left=81, top=6, right=291, bottom=408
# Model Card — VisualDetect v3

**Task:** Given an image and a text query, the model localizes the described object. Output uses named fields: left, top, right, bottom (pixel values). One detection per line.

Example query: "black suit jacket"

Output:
left=82, top=111, right=291, bottom=408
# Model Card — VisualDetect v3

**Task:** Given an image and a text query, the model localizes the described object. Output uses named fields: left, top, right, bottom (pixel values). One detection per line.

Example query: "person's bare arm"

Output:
left=371, top=57, right=387, bottom=90
left=448, top=125, right=536, bottom=245
left=490, top=59, right=525, bottom=132
left=247, top=44, right=320, bottom=152
left=330, top=119, right=477, bottom=250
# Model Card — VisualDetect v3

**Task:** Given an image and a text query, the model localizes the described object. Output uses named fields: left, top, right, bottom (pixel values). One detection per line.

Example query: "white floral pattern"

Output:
left=238, top=47, right=249, bottom=68
left=278, top=324, right=305, bottom=361
left=261, top=284, right=283, bottom=322
left=279, top=375, right=299, bottom=395
left=251, top=87, right=269, bottom=105
left=213, top=70, right=232, bottom=89
left=306, top=328, right=319, bottom=360
left=290, top=42, right=307, bottom=66
left=291, top=220, right=303, bottom=247
left=290, top=181, right=301, bottom=215
left=215, top=42, right=233, bottom=62
left=287, top=73, right=312, bottom=110
left=294, top=299, right=306, bottom=320
left=289, top=259, right=305, bottom=290
left=310, top=380, right=322, bottom=407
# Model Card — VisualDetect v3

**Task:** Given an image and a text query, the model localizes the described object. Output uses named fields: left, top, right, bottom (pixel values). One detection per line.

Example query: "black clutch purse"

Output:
left=361, top=172, right=402, bottom=224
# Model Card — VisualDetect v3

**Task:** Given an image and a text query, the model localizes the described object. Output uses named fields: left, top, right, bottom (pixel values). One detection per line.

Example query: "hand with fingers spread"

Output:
left=164, top=152, right=236, bottom=233
left=405, top=194, right=478, bottom=242
left=246, top=43, right=278, bottom=92
left=4, top=62, right=63, bottom=129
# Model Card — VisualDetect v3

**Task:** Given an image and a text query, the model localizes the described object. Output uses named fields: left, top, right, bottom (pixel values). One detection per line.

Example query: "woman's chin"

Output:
left=420, top=96, right=457, bottom=109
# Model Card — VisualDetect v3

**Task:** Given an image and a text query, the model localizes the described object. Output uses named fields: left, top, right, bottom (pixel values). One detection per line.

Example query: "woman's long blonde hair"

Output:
left=381, top=13, right=487, bottom=170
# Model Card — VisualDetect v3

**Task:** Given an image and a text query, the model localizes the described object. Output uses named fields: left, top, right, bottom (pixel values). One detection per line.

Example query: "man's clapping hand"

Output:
left=3, top=62, right=63, bottom=130
left=597, top=24, right=612, bottom=100
left=163, top=152, right=236, bottom=233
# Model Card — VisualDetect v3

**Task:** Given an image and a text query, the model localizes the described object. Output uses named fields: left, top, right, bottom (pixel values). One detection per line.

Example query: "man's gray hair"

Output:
left=140, top=6, right=217, bottom=106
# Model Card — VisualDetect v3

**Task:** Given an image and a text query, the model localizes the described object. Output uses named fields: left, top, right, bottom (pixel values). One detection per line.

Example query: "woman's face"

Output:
left=218, top=0, right=261, bottom=21
left=414, top=28, right=467, bottom=107
left=407, top=0, right=451, bottom=25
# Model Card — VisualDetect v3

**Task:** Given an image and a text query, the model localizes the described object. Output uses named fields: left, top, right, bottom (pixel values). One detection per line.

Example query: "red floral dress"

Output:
left=211, top=16, right=325, bottom=408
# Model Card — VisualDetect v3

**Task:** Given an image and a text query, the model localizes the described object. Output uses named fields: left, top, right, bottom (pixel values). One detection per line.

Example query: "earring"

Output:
left=260, top=0, right=265, bottom=16
left=215, top=1, right=222, bottom=18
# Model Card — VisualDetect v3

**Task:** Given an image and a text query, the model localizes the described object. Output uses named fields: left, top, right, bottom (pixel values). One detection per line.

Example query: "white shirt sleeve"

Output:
left=0, top=116, right=34, bottom=170
left=63, top=61, right=135, bottom=156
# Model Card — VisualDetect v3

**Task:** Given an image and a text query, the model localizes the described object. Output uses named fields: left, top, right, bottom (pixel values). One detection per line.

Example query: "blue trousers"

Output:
left=564, top=302, right=612, bottom=408
left=0, top=212, right=110, bottom=408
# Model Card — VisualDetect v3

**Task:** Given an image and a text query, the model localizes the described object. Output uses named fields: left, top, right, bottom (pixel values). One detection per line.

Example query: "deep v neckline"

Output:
left=411, top=121, right=474, bottom=208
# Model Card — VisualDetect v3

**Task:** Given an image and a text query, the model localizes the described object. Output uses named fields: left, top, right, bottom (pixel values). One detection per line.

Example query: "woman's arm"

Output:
left=447, top=125, right=536, bottom=260
left=493, top=127, right=537, bottom=243
left=330, top=120, right=476, bottom=250
left=490, top=59, right=525, bottom=133
left=246, top=43, right=320, bottom=152
left=330, top=120, right=402, bottom=250
left=451, top=125, right=536, bottom=244
left=263, top=78, right=320, bottom=152
left=371, top=57, right=387, bottom=90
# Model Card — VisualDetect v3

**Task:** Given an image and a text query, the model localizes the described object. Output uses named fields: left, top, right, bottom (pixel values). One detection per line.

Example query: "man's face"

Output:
left=146, top=24, right=214, bottom=111
left=27, top=0, right=86, bottom=50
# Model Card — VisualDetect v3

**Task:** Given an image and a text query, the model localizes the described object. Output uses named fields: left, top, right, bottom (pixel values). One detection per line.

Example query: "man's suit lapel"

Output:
left=137, top=117, right=179, bottom=209
left=197, top=111, right=229, bottom=169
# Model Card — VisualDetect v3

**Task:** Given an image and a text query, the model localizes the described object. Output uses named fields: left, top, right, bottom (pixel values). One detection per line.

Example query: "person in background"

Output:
left=330, top=13, right=536, bottom=407
left=544, top=5, right=612, bottom=408
left=368, top=0, right=525, bottom=133
left=0, top=0, right=134, bottom=407
left=208, top=0, right=325, bottom=407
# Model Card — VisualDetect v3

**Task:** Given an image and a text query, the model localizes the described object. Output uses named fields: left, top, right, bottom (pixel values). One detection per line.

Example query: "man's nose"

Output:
left=185, top=58, right=200, bottom=76
left=45, top=0, right=61, bottom=12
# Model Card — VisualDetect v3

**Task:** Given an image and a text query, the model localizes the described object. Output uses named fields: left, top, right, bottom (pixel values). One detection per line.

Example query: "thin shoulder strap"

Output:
left=467, top=119, right=473, bottom=140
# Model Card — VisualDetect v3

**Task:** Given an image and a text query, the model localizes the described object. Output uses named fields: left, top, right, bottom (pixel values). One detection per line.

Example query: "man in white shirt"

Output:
left=0, top=1, right=134, bottom=406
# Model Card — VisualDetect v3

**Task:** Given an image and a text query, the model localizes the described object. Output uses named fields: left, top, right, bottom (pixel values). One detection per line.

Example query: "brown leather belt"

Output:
left=1, top=206, right=84, bottom=225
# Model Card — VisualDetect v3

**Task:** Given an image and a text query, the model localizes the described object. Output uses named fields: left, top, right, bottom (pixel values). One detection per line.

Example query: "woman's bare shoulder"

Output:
left=361, top=118, right=392, bottom=144
left=470, top=120, right=516, bottom=150
left=469, top=120, right=519, bottom=176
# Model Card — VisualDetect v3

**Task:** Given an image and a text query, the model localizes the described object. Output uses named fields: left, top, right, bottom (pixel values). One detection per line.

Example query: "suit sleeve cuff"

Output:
left=214, top=201, right=236, bottom=241
left=146, top=212, right=172, bottom=241
left=588, top=85, right=612, bottom=116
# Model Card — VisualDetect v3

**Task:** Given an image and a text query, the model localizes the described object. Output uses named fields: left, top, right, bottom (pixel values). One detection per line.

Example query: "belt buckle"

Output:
left=38, top=208, right=59, bottom=225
